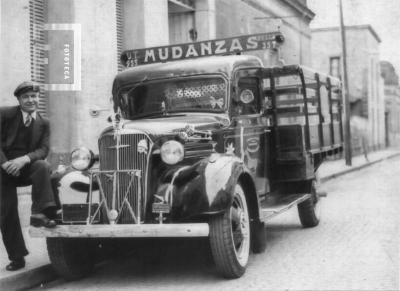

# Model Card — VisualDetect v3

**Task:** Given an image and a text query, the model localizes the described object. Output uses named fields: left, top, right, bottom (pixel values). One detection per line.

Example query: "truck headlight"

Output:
left=71, top=147, right=95, bottom=171
left=160, top=140, right=184, bottom=165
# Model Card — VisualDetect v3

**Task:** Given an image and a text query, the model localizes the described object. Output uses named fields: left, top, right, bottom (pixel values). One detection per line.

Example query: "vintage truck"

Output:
left=30, top=35, right=343, bottom=280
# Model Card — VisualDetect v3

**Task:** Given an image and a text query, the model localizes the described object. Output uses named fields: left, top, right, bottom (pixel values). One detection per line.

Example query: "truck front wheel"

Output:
left=297, top=180, right=320, bottom=227
left=209, top=183, right=250, bottom=278
left=47, top=238, right=95, bottom=281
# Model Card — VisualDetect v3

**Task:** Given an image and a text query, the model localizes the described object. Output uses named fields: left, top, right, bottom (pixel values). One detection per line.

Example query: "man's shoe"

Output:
left=43, top=207, right=62, bottom=221
left=30, top=213, right=56, bottom=228
left=54, top=209, right=62, bottom=222
left=6, top=258, right=25, bottom=271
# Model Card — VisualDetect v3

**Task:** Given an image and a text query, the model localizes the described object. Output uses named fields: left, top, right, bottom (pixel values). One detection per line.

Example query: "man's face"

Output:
left=17, top=90, right=39, bottom=113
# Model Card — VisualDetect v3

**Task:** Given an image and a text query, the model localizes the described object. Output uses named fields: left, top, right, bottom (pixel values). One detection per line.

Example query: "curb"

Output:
left=320, top=152, right=400, bottom=183
left=0, top=264, right=57, bottom=291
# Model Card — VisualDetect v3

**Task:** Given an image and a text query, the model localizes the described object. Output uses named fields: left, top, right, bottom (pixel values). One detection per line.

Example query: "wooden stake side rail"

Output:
left=262, top=65, right=343, bottom=157
left=29, top=223, right=210, bottom=238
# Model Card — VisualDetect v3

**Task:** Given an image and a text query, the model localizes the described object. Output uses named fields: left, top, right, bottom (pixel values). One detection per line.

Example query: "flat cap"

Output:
left=14, top=81, right=40, bottom=97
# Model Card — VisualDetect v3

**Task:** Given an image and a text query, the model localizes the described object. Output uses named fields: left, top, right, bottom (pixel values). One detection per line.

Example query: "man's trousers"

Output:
left=0, top=160, right=56, bottom=261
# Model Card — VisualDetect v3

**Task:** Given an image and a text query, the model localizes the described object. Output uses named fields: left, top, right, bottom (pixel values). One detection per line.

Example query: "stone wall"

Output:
left=0, top=0, right=31, bottom=107
left=46, top=0, right=118, bottom=166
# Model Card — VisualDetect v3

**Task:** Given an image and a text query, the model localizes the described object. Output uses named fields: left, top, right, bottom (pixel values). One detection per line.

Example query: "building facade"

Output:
left=311, top=25, right=385, bottom=152
left=0, top=0, right=314, bottom=165
left=381, top=61, right=400, bottom=146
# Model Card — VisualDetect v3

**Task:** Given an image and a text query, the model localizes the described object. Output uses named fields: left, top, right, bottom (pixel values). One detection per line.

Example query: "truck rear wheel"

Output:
left=297, top=180, right=320, bottom=227
left=47, top=238, right=95, bottom=281
left=209, top=183, right=250, bottom=278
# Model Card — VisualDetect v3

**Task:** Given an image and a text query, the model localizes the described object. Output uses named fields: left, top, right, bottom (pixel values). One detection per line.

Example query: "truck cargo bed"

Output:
left=263, top=65, right=344, bottom=182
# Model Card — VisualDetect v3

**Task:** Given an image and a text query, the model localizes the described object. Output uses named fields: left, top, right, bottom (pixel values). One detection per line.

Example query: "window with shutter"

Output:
left=168, top=0, right=196, bottom=44
left=29, top=0, right=47, bottom=115
left=116, top=0, right=124, bottom=72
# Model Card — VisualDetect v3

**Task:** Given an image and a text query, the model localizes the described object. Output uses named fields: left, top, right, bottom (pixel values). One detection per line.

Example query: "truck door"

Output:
left=225, top=68, right=270, bottom=195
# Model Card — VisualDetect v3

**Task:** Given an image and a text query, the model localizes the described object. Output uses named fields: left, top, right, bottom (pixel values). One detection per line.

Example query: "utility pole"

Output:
left=338, top=0, right=352, bottom=165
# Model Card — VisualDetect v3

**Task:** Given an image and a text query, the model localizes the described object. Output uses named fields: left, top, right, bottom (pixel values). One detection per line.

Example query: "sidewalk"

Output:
left=0, top=147, right=399, bottom=290
left=317, top=147, right=400, bottom=182
left=0, top=195, right=56, bottom=290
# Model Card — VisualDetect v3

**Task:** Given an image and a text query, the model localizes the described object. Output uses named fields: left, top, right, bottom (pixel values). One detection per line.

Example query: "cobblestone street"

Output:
left=36, top=156, right=399, bottom=291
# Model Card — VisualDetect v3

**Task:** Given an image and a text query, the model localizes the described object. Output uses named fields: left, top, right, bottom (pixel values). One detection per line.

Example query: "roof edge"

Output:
left=311, top=24, right=381, bottom=43
left=281, top=0, right=316, bottom=20
left=244, top=0, right=314, bottom=21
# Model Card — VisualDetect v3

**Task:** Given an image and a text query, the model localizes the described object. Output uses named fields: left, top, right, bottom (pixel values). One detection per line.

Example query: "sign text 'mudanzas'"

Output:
left=120, top=32, right=284, bottom=67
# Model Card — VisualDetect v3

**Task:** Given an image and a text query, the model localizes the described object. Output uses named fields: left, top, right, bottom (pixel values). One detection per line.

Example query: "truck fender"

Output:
left=203, top=154, right=246, bottom=212
left=157, top=153, right=257, bottom=218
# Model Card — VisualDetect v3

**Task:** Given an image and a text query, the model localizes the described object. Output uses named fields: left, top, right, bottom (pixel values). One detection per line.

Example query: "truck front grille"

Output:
left=98, top=133, right=151, bottom=223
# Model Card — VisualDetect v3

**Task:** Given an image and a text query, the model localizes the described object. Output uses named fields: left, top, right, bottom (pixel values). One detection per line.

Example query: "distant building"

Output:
left=0, top=0, right=315, bottom=165
left=381, top=61, right=400, bottom=146
left=311, top=25, right=385, bottom=152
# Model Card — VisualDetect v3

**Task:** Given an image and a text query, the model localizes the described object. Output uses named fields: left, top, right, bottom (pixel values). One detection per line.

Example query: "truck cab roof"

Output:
left=112, top=55, right=264, bottom=91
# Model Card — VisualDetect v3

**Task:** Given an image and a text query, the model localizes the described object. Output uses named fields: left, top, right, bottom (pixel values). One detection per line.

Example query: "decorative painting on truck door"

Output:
left=225, top=74, right=269, bottom=195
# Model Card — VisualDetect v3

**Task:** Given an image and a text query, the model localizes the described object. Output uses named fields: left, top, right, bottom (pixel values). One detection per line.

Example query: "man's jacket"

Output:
left=0, top=106, right=50, bottom=165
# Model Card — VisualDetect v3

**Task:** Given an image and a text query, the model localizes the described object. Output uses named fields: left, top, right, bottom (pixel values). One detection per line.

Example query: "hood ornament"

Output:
left=110, top=109, right=122, bottom=139
left=108, top=109, right=131, bottom=150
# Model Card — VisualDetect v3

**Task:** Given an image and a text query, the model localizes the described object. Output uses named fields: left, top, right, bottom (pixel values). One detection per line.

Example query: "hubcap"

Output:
left=230, top=184, right=250, bottom=266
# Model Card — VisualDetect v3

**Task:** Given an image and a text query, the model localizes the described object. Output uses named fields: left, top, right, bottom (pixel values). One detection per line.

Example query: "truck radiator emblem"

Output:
left=137, top=139, right=148, bottom=154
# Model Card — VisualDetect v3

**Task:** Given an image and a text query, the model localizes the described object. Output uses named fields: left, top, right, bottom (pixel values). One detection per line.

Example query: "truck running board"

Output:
left=260, top=193, right=311, bottom=221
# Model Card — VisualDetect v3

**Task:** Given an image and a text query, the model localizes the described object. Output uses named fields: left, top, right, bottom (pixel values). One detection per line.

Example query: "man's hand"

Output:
left=1, top=161, right=19, bottom=176
left=1, top=156, right=30, bottom=177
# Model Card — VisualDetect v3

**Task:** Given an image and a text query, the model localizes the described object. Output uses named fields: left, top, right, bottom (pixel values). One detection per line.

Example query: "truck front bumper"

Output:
left=29, top=223, right=210, bottom=238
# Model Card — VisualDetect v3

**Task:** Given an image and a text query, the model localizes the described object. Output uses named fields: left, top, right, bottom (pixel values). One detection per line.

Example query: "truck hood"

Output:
left=102, top=113, right=230, bottom=139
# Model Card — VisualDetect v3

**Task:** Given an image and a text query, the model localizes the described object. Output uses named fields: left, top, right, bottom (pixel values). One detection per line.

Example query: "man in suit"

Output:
left=0, top=81, right=57, bottom=271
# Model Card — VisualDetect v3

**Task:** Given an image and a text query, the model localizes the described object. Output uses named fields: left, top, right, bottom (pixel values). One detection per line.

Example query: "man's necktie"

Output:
left=25, top=114, right=32, bottom=127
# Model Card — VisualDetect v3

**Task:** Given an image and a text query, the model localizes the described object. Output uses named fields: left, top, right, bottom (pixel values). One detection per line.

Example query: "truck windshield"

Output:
left=119, top=77, right=227, bottom=119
